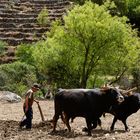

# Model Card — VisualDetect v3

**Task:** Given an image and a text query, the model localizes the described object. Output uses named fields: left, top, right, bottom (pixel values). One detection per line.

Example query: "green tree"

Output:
left=46, top=1, right=140, bottom=88
left=16, top=41, right=48, bottom=85
left=72, top=0, right=140, bottom=29
left=16, top=1, right=140, bottom=89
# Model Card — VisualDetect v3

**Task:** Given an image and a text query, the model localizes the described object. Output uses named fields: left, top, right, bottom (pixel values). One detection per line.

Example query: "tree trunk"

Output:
left=80, top=47, right=89, bottom=88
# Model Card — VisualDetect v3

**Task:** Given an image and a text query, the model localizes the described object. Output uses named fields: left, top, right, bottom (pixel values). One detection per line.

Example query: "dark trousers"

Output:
left=20, top=107, right=33, bottom=129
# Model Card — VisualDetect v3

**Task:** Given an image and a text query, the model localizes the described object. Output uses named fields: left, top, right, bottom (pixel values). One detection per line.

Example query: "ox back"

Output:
left=110, top=93, right=140, bottom=131
left=52, top=88, right=123, bottom=136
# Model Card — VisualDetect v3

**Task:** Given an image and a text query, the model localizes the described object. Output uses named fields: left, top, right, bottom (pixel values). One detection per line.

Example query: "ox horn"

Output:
left=121, top=87, right=137, bottom=96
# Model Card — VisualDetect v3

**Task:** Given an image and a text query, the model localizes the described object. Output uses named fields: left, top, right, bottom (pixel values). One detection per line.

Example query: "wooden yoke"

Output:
left=122, top=87, right=137, bottom=95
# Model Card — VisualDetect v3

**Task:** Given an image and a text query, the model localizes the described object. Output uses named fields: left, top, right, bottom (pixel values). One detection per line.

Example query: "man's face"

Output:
left=32, top=87, right=39, bottom=92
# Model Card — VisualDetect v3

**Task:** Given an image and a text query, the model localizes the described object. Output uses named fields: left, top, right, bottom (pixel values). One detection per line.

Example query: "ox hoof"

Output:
left=87, top=132, right=92, bottom=136
left=110, top=127, right=114, bottom=132
left=82, top=128, right=92, bottom=136
left=51, top=130, right=56, bottom=134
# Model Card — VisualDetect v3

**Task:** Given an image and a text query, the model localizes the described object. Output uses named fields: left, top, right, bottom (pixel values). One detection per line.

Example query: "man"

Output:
left=19, top=83, right=41, bottom=130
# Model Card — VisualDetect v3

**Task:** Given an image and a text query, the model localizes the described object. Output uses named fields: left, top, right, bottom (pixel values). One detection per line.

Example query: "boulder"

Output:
left=0, top=91, right=21, bottom=103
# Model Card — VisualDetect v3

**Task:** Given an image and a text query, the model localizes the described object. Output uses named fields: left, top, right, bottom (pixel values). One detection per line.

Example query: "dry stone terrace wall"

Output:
left=0, top=0, right=70, bottom=63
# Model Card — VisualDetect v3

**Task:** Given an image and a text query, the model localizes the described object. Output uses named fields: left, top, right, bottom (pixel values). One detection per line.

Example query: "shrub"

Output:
left=0, top=41, right=7, bottom=56
left=37, top=7, right=49, bottom=26
left=0, top=61, right=37, bottom=95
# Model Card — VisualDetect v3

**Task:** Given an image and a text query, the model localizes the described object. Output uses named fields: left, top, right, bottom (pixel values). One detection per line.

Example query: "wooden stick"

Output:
left=36, top=102, right=45, bottom=122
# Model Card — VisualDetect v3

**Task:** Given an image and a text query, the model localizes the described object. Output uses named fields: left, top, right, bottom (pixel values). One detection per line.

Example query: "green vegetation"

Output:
left=37, top=7, right=49, bottom=26
left=1, top=1, right=140, bottom=95
left=0, top=41, right=7, bottom=56
left=46, top=2, right=139, bottom=88
left=15, top=2, right=140, bottom=90
left=0, top=61, right=37, bottom=96
left=72, top=0, right=140, bottom=29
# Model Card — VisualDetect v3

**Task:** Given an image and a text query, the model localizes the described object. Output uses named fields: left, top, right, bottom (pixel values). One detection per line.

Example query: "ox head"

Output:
left=101, top=86, right=124, bottom=104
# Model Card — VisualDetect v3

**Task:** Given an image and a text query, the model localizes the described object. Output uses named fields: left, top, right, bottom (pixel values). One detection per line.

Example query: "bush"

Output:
left=0, top=61, right=37, bottom=95
left=37, top=7, right=49, bottom=26
left=0, top=41, right=7, bottom=56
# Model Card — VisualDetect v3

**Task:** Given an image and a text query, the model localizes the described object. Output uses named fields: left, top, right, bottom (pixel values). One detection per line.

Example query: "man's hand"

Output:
left=25, top=107, right=28, bottom=112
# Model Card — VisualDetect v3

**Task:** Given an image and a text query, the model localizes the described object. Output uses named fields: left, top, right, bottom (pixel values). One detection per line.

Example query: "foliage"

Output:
left=16, top=43, right=34, bottom=65
left=16, top=41, right=50, bottom=90
left=16, top=40, right=80, bottom=88
left=0, top=41, right=7, bottom=56
left=131, top=59, right=140, bottom=92
left=71, top=0, right=103, bottom=5
left=111, top=0, right=140, bottom=18
left=16, top=1, right=140, bottom=89
left=0, top=61, right=37, bottom=96
left=72, top=0, right=140, bottom=29
left=46, top=1, right=140, bottom=88
left=37, top=7, right=49, bottom=26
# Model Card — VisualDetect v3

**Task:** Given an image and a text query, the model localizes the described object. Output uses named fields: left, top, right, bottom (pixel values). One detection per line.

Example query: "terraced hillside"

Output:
left=0, top=0, right=70, bottom=63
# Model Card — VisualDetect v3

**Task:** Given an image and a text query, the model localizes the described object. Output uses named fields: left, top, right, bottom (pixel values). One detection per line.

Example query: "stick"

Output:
left=36, top=102, right=45, bottom=122
left=19, top=114, right=25, bottom=126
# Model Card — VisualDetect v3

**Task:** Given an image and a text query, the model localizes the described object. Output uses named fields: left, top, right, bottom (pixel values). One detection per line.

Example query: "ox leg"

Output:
left=52, top=114, right=59, bottom=132
left=85, top=118, right=92, bottom=136
left=110, top=117, right=117, bottom=131
left=90, top=120, right=98, bottom=130
left=61, top=112, right=71, bottom=131
left=122, top=119, right=129, bottom=131
left=83, top=118, right=100, bottom=132
left=97, top=118, right=102, bottom=129
left=64, top=113, right=71, bottom=132
left=61, top=112, right=65, bottom=124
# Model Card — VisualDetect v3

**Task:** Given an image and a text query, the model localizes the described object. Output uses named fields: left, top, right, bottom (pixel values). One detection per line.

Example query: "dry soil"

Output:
left=0, top=99, right=140, bottom=140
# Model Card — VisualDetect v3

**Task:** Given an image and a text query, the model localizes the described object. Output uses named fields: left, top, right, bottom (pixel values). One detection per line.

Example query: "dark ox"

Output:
left=52, top=87, right=124, bottom=135
left=109, top=93, right=140, bottom=131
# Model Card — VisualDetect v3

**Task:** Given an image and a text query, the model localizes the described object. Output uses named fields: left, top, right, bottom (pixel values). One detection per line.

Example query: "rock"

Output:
left=105, top=133, right=110, bottom=137
left=0, top=91, right=21, bottom=103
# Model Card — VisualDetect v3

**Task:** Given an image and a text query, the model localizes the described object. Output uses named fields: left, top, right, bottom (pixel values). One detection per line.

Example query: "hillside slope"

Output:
left=0, top=0, right=70, bottom=63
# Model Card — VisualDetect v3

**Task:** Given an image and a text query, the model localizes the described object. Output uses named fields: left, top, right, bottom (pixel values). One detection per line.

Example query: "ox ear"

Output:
left=101, top=83, right=108, bottom=88
left=101, top=83, right=113, bottom=89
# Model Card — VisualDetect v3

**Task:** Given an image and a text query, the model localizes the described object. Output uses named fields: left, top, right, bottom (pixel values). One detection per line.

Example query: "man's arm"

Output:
left=25, top=96, right=29, bottom=112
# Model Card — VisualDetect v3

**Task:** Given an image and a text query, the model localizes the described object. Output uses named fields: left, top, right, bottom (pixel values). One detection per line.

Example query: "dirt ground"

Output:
left=0, top=99, right=140, bottom=140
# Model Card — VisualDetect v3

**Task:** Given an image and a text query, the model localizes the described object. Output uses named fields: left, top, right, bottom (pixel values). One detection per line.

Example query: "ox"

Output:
left=109, top=93, right=140, bottom=131
left=52, top=87, right=124, bottom=135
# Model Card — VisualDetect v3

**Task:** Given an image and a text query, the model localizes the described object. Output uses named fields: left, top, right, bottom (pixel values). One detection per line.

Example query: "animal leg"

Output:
left=85, top=118, right=92, bottom=136
left=83, top=118, right=100, bottom=132
left=122, top=119, right=130, bottom=131
left=52, top=114, right=59, bottom=132
left=64, top=113, right=71, bottom=132
left=110, top=117, right=117, bottom=131
left=97, top=118, right=102, bottom=129
left=61, top=112, right=66, bottom=124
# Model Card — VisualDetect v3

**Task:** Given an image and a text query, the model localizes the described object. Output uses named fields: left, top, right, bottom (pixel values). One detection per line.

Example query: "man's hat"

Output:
left=32, top=83, right=41, bottom=89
